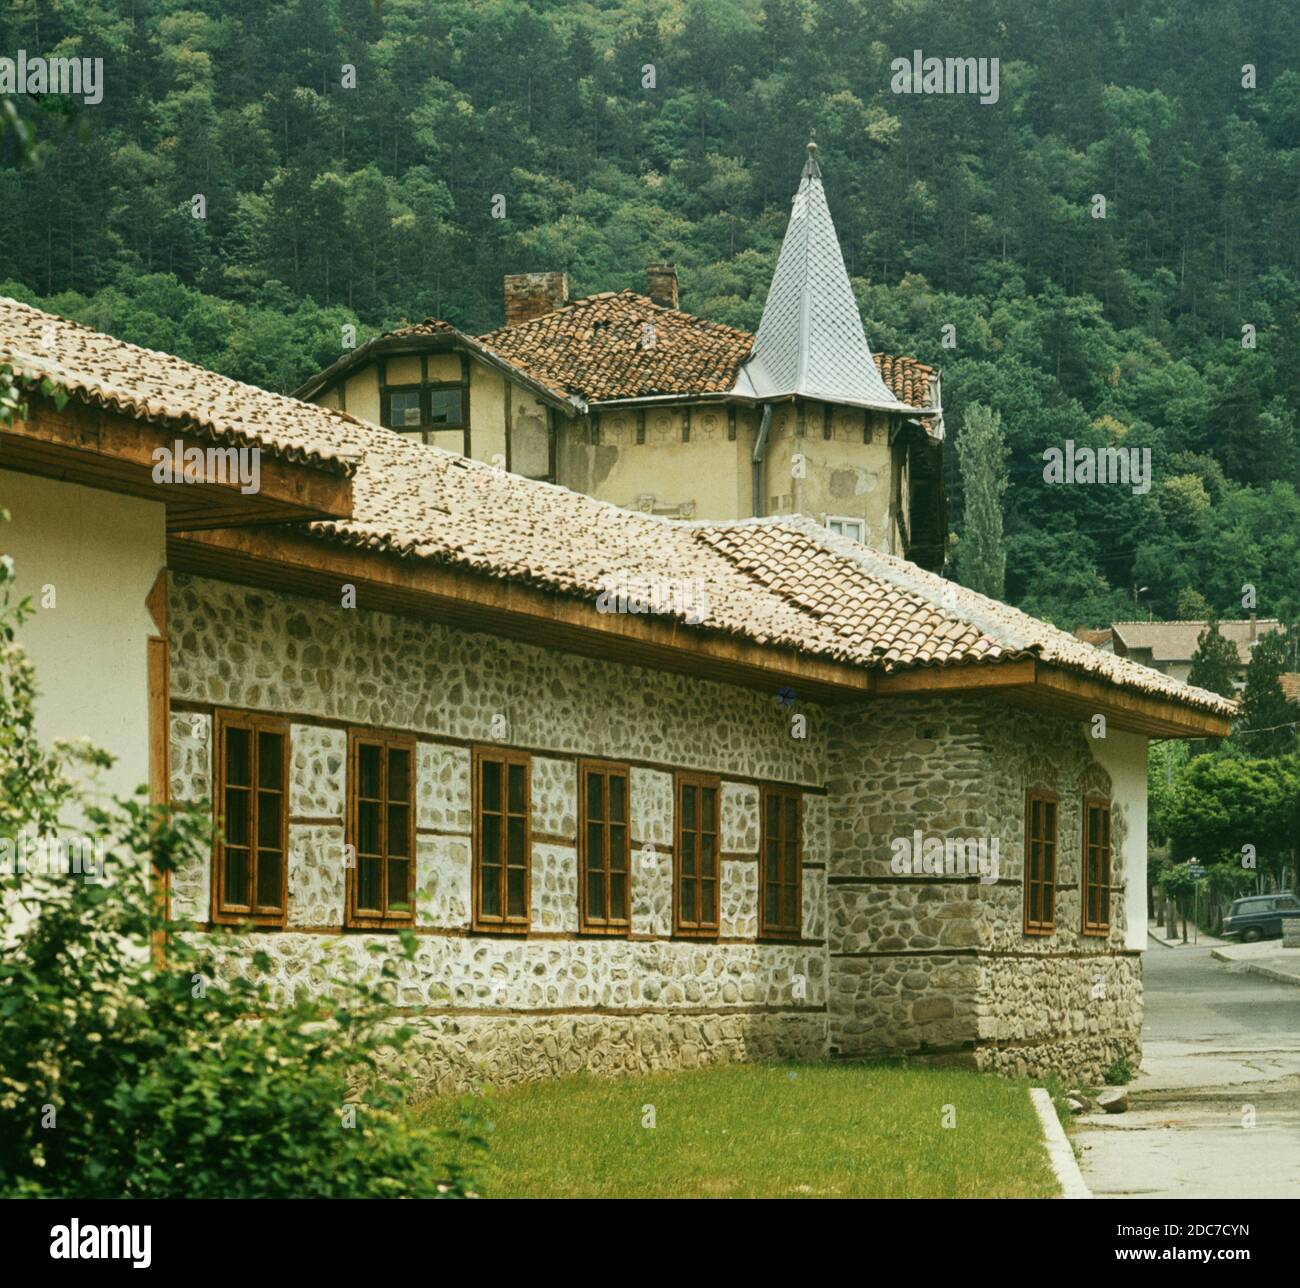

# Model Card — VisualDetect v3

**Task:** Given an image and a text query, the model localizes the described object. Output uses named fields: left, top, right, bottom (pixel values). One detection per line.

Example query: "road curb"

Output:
left=1211, top=947, right=1300, bottom=988
left=1030, top=1087, right=1091, bottom=1199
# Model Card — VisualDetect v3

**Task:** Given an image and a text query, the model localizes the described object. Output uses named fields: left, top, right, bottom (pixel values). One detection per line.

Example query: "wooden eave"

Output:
left=875, top=658, right=1232, bottom=738
left=167, top=524, right=1235, bottom=739
left=1, top=395, right=354, bottom=531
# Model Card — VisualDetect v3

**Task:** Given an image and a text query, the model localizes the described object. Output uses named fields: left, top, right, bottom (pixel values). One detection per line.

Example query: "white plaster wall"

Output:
left=0, top=470, right=164, bottom=806
left=1089, top=725, right=1149, bottom=951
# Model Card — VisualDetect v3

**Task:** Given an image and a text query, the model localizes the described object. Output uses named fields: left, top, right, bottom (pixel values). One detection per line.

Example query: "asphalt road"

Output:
left=1074, top=936, right=1300, bottom=1198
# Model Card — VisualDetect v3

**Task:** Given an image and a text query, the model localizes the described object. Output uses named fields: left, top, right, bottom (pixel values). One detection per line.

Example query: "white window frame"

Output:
left=826, top=515, right=866, bottom=543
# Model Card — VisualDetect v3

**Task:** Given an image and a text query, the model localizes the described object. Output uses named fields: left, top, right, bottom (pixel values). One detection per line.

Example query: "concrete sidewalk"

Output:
left=1147, top=918, right=1226, bottom=949
left=1211, top=939, right=1300, bottom=988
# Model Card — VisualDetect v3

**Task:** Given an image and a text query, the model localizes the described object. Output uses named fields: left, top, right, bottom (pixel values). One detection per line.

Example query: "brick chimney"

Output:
left=503, top=272, right=568, bottom=327
left=646, top=263, right=679, bottom=310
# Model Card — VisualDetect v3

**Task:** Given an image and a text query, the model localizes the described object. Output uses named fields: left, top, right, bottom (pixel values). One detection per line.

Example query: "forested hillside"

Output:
left=2, top=0, right=1298, bottom=625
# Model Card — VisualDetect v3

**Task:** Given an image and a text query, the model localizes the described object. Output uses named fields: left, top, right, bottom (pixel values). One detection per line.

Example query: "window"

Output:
left=1023, top=789, right=1057, bottom=935
left=675, top=773, right=720, bottom=935
left=579, top=760, right=631, bottom=933
left=827, top=516, right=866, bottom=543
left=380, top=383, right=466, bottom=440
left=346, top=730, right=416, bottom=926
left=473, top=747, right=531, bottom=931
left=213, top=711, right=288, bottom=925
left=1082, top=798, right=1111, bottom=935
left=760, top=786, right=802, bottom=939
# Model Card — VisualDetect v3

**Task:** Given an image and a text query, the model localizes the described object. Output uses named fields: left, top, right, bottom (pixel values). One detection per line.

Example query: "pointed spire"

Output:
left=733, top=145, right=907, bottom=411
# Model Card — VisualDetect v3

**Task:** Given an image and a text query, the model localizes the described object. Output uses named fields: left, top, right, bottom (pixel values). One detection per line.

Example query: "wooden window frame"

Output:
left=578, top=758, right=632, bottom=935
left=1023, top=788, right=1058, bottom=936
left=759, top=785, right=803, bottom=941
left=1081, top=795, right=1112, bottom=937
left=674, top=771, right=721, bottom=938
left=212, top=709, right=289, bottom=927
left=345, top=728, right=418, bottom=929
left=472, top=746, right=532, bottom=933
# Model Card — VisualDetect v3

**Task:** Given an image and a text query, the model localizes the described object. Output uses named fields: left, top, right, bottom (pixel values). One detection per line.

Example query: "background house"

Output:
left=292, top=148, right=947, bottom=571
left=1108, top=619, right=1281, bottom=689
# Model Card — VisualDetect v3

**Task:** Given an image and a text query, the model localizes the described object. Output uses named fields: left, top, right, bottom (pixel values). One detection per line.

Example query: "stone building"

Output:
left=0, top=293, right=1232, bottom=1094
left=292, top=146, right=947, bottom=571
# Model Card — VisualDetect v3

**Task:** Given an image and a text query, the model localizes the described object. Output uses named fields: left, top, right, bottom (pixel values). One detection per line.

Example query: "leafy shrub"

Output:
left=0, top=548, right=485, bottom=1197
left=1102, top=1057, right=1136, bottom=1087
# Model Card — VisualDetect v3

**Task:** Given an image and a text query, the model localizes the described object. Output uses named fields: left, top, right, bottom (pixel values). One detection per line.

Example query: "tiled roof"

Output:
left=734, top=146, right=907, bottom=411
left=475, top=291, right=754, bottom=404
left=1111, top=619, right=1281, bottom=665
left=471, top=291, right=938, bottom=411
left=0, top=295, right=1231, bottom=720
left=298, top=411, right=1230, bottom=715
left=0, top=296, right=358, bottom=477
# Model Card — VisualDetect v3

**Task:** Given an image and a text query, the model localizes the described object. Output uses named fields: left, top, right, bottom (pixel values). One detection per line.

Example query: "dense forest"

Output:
left=2, top=0, right=1298, bottom=627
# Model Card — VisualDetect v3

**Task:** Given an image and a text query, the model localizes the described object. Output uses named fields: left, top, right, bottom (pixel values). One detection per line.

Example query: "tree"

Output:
left=1236, top=626, right=1300, bottom=756
left=954, top=402, right=1008, bottom=600
left=1187, top=620, right=1240, bottom=698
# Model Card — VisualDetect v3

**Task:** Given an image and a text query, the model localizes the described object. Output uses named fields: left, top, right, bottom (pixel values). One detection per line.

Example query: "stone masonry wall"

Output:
left=168, top=573, right=829, bottom=1095
left=827, top=695, right=1143, bottom=1084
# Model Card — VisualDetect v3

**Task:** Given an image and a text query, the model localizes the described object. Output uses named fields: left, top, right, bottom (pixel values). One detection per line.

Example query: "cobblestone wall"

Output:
left=168, top=574, right=829, bottom=1091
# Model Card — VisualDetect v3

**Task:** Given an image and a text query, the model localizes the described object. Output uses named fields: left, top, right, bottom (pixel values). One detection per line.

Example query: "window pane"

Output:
left=681, top=876, right=696, bottom=921
left=257, top=791, right=281, bottom=849
left=682, top=784, right=696, bottom=830
left=507, top=816, right=526, bottom=866
left=388, top=748, right=410, bottom=804
left=702, top=787, right=716, bottom=826
left=609, top=774, right=626, bottom=823
left=224, top=786, right=250, bottom=846
left=610, top=872, right=626, bottom=920
left=608, top=824, right=626, bottom=871
left=507, top=865, right=526, bottom=917
left=681, top=831, right=696, bottom=876
left=358, top=856, right=382, bottom=911
left=508, top=763, right=526, bottom=814
left=586, top=771, right=604, bottom=822
left=482, top=759, right=501, bottom=813
left=480, top=862, right=500, bottom=918
left=587, top=870, right=605, bottom=920
left=256, top=850, right=281, bottom=908
left=429, top=388, right=464, bottom=427
left=226, top=727, right=251, bottom=787
left=387, top=804, right=409, bottom=857
left=387, top=858, right=410, bottom=912
left=481, top=814, right=501, bottom=869
left=388, top=389, right=422, bottom=428
left=359, top=800, right=381, bottom=856
left=359, top=744, right=382, bottom=799
left=784, top=796, right=797, bottom=839
left=766, top=794, right=780, bottom=835
left=586, top=822, right=605, bottom=873
left=224, top=848, right=249, bottom=906
left=257, top=733, right=283, bottom=789
left=701, top=832, right=715, bottom=879
left=701, top=880, right=716, bottom=925
left=766, top=841, right=779, bottom=884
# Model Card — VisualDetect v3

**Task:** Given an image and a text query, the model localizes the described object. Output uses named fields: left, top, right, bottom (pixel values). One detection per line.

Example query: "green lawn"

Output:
left=412, top=1061, right=1061, bottom=1198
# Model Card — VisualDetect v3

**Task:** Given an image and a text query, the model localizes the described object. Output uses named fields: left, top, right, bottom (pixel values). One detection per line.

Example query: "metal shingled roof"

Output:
left=734, top=145, right=909, bottom=412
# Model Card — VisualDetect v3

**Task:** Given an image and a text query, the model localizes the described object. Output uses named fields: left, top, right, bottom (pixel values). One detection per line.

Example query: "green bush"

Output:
left=0, top=546, right=485, bottom=1197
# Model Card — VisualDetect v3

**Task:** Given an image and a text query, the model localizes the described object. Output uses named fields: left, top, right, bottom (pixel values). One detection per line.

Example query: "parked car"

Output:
left=1221, top=893, right=1300, bottom=942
